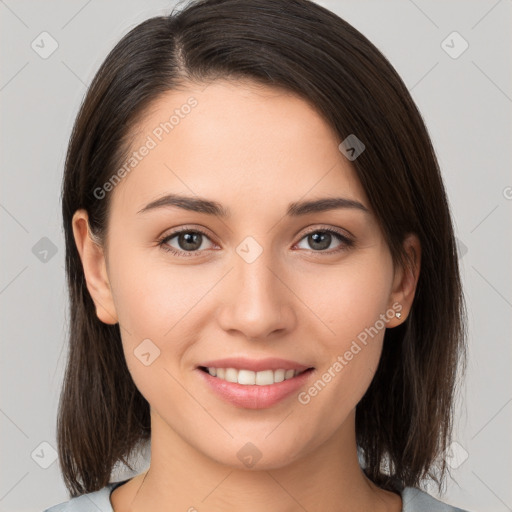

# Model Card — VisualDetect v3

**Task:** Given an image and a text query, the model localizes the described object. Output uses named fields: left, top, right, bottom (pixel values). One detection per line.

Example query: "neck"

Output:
left=116, top=409, right=401, bottom=512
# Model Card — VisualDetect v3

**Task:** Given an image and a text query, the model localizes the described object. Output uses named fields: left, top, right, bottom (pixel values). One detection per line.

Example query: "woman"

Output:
left=44, top=0, right=471, bottom=510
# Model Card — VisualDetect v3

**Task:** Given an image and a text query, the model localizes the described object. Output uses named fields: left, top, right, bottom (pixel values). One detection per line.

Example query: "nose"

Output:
left=216, top=245, right=296, bottom=341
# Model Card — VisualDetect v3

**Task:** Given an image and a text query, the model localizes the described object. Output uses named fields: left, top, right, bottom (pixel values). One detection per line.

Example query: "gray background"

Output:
left=1, top=0, right=511, bottom=511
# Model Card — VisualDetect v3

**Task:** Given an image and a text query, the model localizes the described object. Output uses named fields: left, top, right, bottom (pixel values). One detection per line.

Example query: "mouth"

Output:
left=198, top=366, right=314, bottom=386
left=196, top=363, right=316, bottom=409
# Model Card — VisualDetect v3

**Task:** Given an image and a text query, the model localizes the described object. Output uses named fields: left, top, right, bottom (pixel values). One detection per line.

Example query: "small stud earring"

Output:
left=396, top=311, right=402, bottom=319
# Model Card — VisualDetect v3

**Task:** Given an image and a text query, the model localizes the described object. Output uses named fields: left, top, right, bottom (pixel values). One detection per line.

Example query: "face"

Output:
left=74, top=79, right=418, bottom=471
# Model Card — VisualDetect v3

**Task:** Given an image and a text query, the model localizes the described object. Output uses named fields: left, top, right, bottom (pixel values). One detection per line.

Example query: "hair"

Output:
left=59, top=0, right=467, bottom=498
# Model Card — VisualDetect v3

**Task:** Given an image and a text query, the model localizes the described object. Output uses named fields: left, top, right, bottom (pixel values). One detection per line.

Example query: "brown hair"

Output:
left=59, top=0, right=467, bottom=497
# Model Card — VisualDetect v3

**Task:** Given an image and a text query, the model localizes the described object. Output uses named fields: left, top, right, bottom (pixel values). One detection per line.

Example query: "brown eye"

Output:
left=174, top=232, right=204, bottom=251
left=158, top=228, right=215, bottom=256
left=295, top=228, right=354, bottom=253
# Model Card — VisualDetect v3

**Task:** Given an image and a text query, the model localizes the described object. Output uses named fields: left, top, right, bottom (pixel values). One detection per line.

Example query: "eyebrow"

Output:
left=136, top=193, right=370, bottom=217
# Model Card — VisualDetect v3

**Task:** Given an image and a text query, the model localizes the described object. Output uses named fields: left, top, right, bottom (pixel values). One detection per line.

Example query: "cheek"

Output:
left=108, top=250, right=222, bottom=391
left=108, top=258, right=197, bottom=406
left=110, top=249, right=209, bottom=336
left=293, top=252, right=393, bottom=417
left=302, top=253, right=394, bottom=347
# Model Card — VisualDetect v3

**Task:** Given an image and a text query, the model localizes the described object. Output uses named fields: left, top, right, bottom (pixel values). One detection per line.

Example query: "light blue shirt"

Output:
left=43, top=478, right=472, bottom=511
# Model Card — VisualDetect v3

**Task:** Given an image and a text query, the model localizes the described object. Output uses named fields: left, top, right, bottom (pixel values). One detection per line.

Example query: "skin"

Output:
left=73, top=79, right=421, bottom=512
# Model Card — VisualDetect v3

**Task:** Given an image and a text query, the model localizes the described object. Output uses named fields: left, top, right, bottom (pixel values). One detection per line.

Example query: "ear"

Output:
left=386, top=233, right=421, bottom=328
left=71, top=209, right=118, bottom=325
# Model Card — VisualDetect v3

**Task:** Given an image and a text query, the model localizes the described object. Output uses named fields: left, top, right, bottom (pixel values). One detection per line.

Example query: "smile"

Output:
left=199, top=366, right=310, bottom=386
left=196, top=365, right=315, bottom=409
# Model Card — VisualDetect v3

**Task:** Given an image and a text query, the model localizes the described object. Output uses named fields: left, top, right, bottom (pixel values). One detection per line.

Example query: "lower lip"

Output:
left=196, top=368, right=315, bottom=409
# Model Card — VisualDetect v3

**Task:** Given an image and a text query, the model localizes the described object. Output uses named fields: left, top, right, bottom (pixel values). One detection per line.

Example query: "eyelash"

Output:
left=157, top=225, right=355, bottom=257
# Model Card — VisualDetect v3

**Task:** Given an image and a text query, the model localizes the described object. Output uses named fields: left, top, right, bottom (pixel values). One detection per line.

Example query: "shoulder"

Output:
left=43, top=482, right=474, bottom=512
left=401, top=487, right=473, bottom=512
left=42, top=480, right=127, bottom=512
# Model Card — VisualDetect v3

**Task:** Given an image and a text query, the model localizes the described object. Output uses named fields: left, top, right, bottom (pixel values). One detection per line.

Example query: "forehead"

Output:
left=108, top=79, right=369, bottom=218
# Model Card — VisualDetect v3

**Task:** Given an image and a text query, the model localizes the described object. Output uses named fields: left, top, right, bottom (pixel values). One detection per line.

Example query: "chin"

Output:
left=198, top=434, right=310, bottom=472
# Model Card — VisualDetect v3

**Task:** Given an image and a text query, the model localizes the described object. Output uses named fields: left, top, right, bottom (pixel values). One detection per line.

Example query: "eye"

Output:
left=157, top=225, right=354, bottom=258
left=294, top=227, right=354, bottom=254
left=157, top=227, right=216, bottom=257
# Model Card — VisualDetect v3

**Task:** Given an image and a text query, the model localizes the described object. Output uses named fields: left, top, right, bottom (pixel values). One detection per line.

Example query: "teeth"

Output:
left=225, top=368, right=238, bottom=383
left=274, top=369, right=285, bottom=383
left=205, top=367, right=305, bottom=385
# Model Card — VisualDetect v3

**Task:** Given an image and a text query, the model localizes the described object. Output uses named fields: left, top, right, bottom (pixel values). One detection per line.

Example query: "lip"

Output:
left=196, top=366, right=315, bottom=409
left=197, top=357, right=311, bottom=372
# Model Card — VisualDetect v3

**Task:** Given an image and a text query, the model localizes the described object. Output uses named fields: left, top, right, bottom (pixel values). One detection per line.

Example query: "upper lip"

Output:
left=198, top=357, right=313, bottom=372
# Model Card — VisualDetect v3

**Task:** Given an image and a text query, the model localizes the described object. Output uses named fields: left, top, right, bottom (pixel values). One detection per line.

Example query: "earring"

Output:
left=396, top=312, right=402, bottom=319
